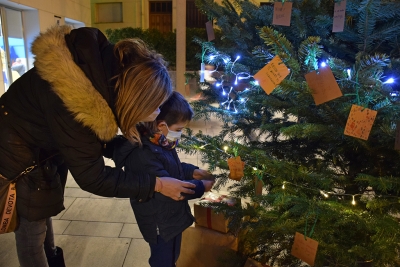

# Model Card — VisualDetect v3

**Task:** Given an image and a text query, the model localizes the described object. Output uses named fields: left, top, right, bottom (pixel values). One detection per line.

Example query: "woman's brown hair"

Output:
left=114, top=38, right=172, bottom=145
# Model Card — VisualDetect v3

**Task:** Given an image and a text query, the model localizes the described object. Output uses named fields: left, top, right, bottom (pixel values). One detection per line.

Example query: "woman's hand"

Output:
left=156, top=177, right=196, bottom=201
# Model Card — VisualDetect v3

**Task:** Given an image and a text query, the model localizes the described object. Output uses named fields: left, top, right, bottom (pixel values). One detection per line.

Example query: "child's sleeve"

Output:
left=181, top=162, right=199, bottom=180
left=180, top=179, right=205, bottom=200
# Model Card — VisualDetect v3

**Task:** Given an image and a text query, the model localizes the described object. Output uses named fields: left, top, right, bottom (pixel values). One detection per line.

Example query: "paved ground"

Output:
left=0, top=116, right=224, bottom=267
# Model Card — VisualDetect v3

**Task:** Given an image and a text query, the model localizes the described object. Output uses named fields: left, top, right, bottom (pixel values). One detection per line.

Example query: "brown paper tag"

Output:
left=291, top=232, right=318, bottom=266
left=305, top=66, right=343, bottom=105
left=395, top=121, right=400, bottom=150
left=255, top=177, right=263, bottom=196
left=332, top=0, right=346, bottom=32
left=272, top=2, right=293, bottom=26
left=253, top=56, right=290, bottom=95
left=205, top=21, right=215, bottom=41
left=227, top=156, right=245, bottom=181
left=344, top=104, right=377, bottom=140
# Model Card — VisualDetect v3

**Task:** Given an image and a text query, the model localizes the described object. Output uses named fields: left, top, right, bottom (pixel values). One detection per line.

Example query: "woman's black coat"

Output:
left=0, top=26, right=155, bottom=221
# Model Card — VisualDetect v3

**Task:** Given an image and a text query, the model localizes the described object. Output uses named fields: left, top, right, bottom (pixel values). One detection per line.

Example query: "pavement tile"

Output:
left=53, top=196, right=76, bottom=219
left=60, top=197, right=136, bottom=223
left=119, top=223, right=143, bottom=239
left=64, top=187, right=93, bottom=198
left=63, top=221, right=124, bottom=237
left=122, top=238, right=150, bottom=267
left=0, top=232, right=19, bottom=267
left=52, top=219, right=72, bottom=234
left=54, top=235, right=131, bottom=267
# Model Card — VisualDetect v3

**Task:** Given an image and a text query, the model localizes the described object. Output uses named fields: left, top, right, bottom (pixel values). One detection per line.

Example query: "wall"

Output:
left=91, top=0, right=146, bottom=34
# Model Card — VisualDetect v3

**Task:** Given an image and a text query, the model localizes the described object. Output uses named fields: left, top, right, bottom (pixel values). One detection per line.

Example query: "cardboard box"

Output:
left=177, top=225, right=238, bottom=267
left=194, top=192, right=239, bottom=233
left=244, top=258, right=271, bottom=267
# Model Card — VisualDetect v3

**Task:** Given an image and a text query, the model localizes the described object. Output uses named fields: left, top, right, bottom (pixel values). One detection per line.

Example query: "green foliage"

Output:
left=105, top=27, right=227, bottom=70
left=179, top=0, right=400, bottom=265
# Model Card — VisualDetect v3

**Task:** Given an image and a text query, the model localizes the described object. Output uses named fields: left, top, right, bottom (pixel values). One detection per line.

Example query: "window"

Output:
left=95, top=3, right=123, bottom=23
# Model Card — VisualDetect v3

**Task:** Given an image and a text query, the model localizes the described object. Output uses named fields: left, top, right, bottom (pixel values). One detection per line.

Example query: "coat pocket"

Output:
left=16, top=160, right=64, bottom=221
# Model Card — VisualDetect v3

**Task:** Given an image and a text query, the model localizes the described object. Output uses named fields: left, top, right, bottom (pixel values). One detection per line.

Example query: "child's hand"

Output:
left=202, top=180, right=215, bottom=192
left=193, top=169, right=215, bottom=181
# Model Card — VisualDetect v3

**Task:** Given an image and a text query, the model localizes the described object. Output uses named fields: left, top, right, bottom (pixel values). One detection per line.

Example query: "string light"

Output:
left=320, top=190, right=329, bottom=198
left=282, top=182, right=286, bottom=189
left=384, top=78, right=394, bottom=84
left=223, top=146, right=228, bottom=152
left=352, top=195, right=356, bottom=205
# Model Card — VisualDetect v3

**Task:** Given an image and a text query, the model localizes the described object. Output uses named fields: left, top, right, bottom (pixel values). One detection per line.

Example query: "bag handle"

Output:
left=1, top=153, right=59, bottom=182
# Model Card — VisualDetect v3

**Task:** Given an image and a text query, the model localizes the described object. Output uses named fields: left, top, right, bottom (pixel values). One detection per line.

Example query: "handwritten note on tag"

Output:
left=253, top=56, right=290, bottom=95
left=227, top=156, right=245, bottom=181
left=272, top=2, right=293, bottom=26
left=205, top=21, right=215, bottom=41
left=344, top=105, right=377, bottom=140
left=332, top=0, right=346, bottom=32
left=291, top=232, right=318, bottom=266
left=305, top=66, right=343, bottom=105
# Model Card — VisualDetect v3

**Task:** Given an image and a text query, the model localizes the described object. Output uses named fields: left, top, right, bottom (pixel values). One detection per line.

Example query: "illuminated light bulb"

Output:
left=254, top=80, right=259, bottom=86
left=240, top=98, right=246, bottom=103
left=282, top=182, right=286, bottom=189
left=253, top=167, right=258, bottom=170
left=223, top=146, right=228, bottom=152
left=222, top=90, right=226, bottom=96
left=215, top=83, right=221, bottom=87
left=347, top=69, right=351, bottom=78
left=209, top=55, right=216, bottom=60
left=384, top=78, right=395, bottom=84
left=200, top=63, right=205, bottom=82
left=320, top=190, right=329, bottom=198
left=320, top=61, right=327, bottom=68
left=223, top=58, right=229, bottom=64
left=352, top=195, right=356, bottom=205
left=236, top=55, right=240, bottom=60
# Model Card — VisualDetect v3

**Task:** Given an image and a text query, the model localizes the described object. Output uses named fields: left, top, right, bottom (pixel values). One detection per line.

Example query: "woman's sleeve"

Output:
left=46, top=102, right=155, bottom=202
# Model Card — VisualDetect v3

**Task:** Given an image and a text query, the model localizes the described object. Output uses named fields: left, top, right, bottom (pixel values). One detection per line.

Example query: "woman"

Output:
left=0, top=25, right=195, bottom=267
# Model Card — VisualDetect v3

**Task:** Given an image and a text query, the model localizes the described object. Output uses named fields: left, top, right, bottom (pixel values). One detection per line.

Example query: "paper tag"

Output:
left=332, top=0, right=346, bottom=32
left=344, top=105, right=377, bottom=140
left=227, top=156, right=245, bottom=181
left=305, top=66, right=343, bottom=105
left=253, top=56, right=290, bottom=95
left=255, top=177, right=263, bottom=196
left=272, top=2, right=293, bottom=26
left=205, top=21, right=215, bottom=41
left=395, top=121, right=400, bottom=150
left=291, top=232, right=318, bottom=266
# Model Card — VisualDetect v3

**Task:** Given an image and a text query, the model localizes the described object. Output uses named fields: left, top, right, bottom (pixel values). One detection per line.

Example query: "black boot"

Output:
left=47, top=246, right=66, bottom=267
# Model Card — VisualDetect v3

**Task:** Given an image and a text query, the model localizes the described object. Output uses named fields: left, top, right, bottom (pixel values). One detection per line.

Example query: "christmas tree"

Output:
left=180, top=0, right=400, bottom=266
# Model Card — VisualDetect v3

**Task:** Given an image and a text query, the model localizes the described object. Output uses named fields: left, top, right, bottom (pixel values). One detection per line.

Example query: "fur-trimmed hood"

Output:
left=31, top=25, right=118, bottom=141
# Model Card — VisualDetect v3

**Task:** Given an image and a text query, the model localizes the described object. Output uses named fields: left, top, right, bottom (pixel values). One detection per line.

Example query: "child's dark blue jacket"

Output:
left=113, top=136, right=205, bottom=244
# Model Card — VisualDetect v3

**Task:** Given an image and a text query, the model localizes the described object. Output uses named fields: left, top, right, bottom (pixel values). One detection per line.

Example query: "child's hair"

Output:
left=142, top=91, right=194, bottom=136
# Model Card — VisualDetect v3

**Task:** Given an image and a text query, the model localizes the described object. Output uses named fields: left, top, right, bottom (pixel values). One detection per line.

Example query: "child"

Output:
left=113, top=91, right=215, bottom=267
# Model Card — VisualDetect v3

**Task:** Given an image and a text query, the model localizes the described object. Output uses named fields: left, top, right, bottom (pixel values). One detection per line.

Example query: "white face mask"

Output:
left=165, top=125, right=182, bottom=142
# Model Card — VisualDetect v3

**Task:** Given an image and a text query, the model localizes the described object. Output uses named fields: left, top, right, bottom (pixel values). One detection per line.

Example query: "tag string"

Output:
left=304, top=210, right=318, bottom=240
